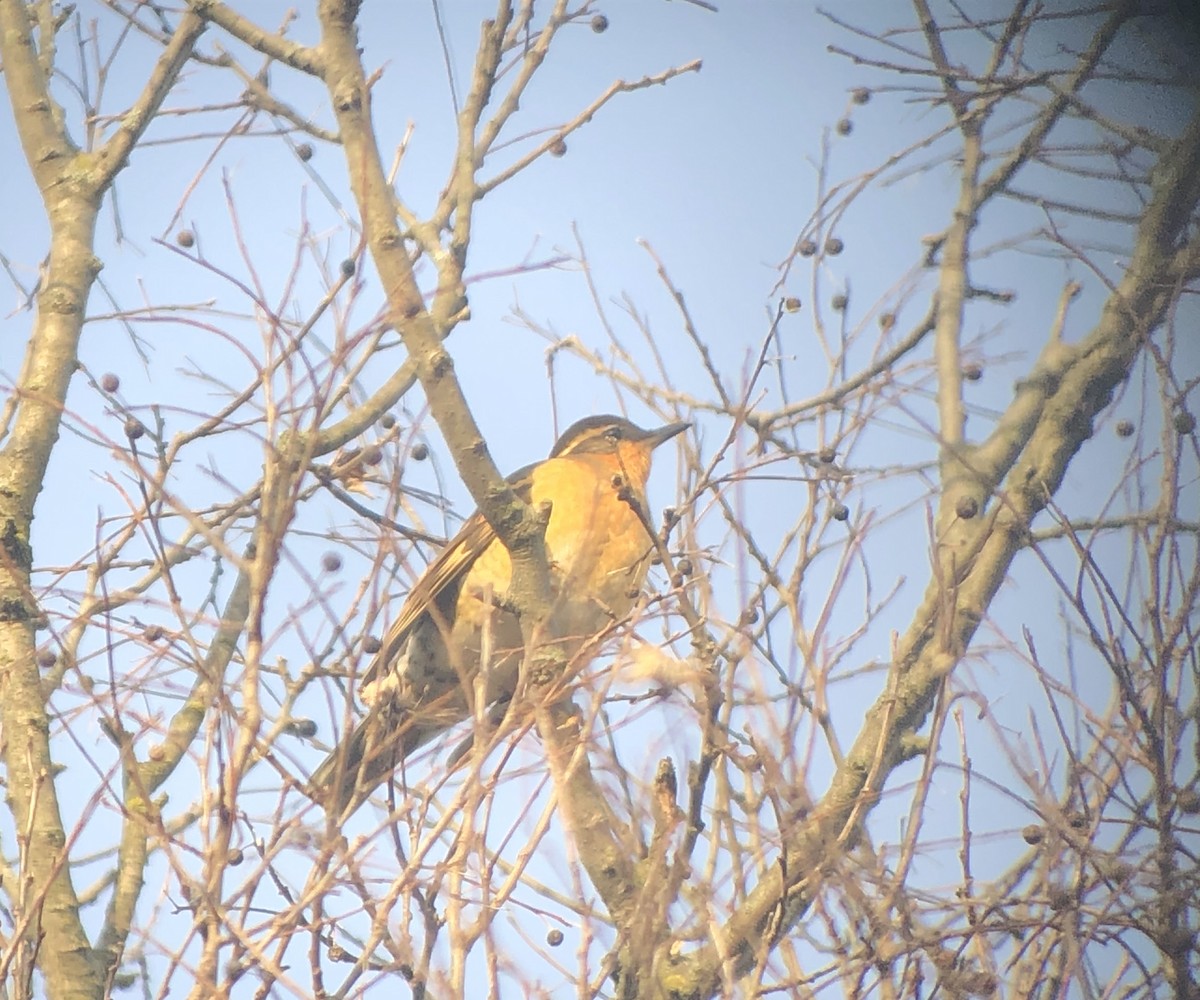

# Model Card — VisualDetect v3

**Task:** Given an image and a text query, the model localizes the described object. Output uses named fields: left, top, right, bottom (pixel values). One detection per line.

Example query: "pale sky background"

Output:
left=2, top=1, right=1197, bottom=994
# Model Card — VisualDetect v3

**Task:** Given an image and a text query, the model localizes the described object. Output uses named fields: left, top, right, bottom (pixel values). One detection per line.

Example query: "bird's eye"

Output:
left=604, top=426, right=623, bottom=442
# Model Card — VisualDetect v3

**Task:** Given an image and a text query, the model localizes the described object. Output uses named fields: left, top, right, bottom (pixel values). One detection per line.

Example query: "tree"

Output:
left=1, top=1, right=1196, bottom=997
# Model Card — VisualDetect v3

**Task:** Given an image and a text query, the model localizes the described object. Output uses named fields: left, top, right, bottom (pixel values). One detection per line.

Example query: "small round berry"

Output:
left=1107, top=861, right=1134, bottom=883
left=321, top=552, right=343, bottom=573
left=1115, top=419, right=1134, bottom=438
left=836, top=118, right=853, bottom=136
left=955, top=496, right=979, bottom=520
left=879, top=312, right=896, bottom=331
left=228, top=847, right=245, bottom=866
left=37, top=648, right=57, bottom=668
left=831, top=293, right=848, bottom=312
left=1173, top=410, right=1195, bottom=435
left=824, top=237, right=844, bottom=256
left=546, top=928, right=564, bottom=947
left=296, top=143, right=314, bottom=162
left=590, top=13, right=608, bottom=32
left=1021, top=824, right=1044, bottom=845
left=783, top=296, right=802, bottom=313
left=176, top=230, right=195, bottom=248
left=101, top=373, right=120, bottom=393
left=852, top=87, right=871, bottom=105
left=798, top=239, right=818, bottom=258
left=340, top=258, right=356, bottom=278
left=285, top=718, right=318, bottom=738
left=831, top=501, right=850, bottom=522
left=962, top=362, right=983, bottom=382
left=363, top=635, right=382, bottom=655
left=739, top=607, right=759, bottom=626
left=125, top=418, right=145, bottom=440
left=1160, top=927, right=1196, bottom=959
left=143, top=624, right=164, bottom=642
left=411, top=442, right=429, bottom=461
left=380, top=413, right=397, bottom=430
left=818, top=448, right=837, bottom=465
left=1178, top=789, right=1200, bottom=814
left=550, top=138, right=567, bottom=157
left=675, top=557, right=693, bottom=577
left=361, top=445, right=383, bottom=466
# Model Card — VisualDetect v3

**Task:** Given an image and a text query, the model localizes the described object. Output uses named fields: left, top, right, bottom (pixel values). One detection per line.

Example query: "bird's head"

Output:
left=550, top=415, right=689, bottom=486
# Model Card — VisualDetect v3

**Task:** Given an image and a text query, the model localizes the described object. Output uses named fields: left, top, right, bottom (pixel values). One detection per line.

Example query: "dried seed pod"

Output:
left=283, top=718, right=318, bottom=738
left=1048, top=886, right=1073, bottom=911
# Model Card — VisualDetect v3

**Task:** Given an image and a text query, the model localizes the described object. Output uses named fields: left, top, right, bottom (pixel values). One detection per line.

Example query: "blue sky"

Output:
left=2, top=1, right=1196, bottom=994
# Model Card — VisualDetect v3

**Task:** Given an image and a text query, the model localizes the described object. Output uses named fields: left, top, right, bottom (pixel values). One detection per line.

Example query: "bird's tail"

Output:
left=307, top=709, right=422, bottom=816
left=309, top=696, right=515, bottom=815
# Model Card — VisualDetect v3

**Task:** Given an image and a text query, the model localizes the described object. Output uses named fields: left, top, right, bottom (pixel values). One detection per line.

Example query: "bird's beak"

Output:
left=645, top=421, right=690, bottom=449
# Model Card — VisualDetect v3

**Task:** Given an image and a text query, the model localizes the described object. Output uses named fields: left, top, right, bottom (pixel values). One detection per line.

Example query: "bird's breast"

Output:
left=535, top=454, right=654, bottom=619
left=454, top=455, right=654, bottom=645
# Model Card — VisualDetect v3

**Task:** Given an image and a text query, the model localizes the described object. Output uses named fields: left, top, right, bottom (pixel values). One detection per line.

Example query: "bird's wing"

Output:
left=311, top=464, right=542, bottom=813
left=361, top=462, right=538, bottom=687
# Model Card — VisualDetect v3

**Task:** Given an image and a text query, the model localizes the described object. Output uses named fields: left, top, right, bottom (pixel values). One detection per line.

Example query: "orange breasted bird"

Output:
left=310, top=415, right=689, bottom=813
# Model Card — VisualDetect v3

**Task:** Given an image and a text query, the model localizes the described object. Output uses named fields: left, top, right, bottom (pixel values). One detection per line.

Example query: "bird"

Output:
left=309, top=414, right=689, bottom=814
